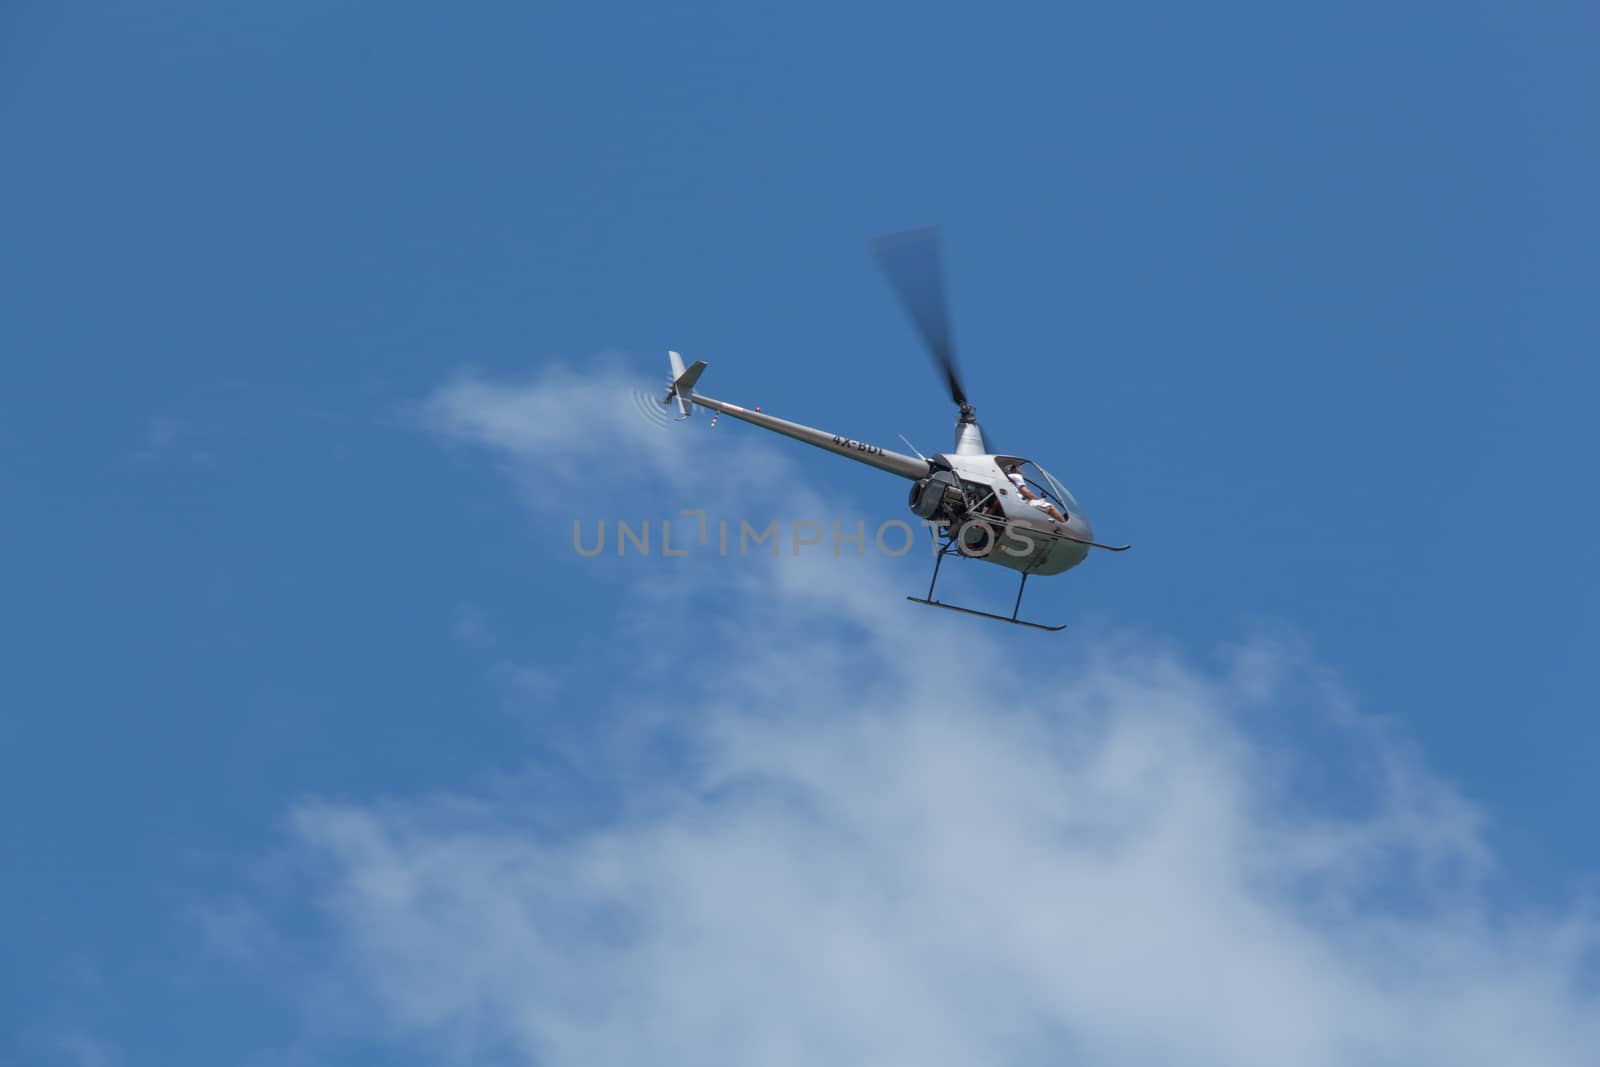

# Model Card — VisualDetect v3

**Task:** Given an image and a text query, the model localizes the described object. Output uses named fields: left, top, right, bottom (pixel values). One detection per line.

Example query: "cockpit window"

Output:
left=998, top=458, right=1082, bottom=515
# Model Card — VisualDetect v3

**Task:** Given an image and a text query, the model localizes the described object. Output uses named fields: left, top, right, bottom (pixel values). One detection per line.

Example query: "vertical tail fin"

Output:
left=663, top=350, right=707, bottom=419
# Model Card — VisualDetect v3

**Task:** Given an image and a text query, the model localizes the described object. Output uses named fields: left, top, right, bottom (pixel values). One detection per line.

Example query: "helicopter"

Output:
left=661, top=226, right=1128, bottom=632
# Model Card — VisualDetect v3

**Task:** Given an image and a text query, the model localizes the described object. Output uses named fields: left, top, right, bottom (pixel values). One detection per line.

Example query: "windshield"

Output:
left=1006, top=459, right=1082, bottom=515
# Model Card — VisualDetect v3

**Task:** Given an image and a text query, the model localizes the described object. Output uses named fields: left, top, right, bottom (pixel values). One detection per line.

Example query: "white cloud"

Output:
left=424, top=363, right=675, bottom=471
left=284, top=632, right=1600, bottom=1066
left=265, top=366, right=1600, bottom=1065
left=420, top=358, right=864, bottom=514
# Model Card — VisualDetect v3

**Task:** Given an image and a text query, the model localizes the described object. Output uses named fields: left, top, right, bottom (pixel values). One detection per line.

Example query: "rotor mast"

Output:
left=953, top=402, right=986, bottom=455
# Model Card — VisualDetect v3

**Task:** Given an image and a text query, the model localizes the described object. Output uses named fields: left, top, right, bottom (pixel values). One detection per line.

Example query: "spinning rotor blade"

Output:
left=871, top=226, right=967, bottom=409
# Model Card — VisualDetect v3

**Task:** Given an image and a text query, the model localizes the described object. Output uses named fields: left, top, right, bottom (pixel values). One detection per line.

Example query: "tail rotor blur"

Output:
left=630, top=388, right=674, bottom=428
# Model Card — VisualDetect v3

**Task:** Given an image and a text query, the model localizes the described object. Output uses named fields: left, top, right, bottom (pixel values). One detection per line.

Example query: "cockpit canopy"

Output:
left=995, top=456, right=1082, bottom=518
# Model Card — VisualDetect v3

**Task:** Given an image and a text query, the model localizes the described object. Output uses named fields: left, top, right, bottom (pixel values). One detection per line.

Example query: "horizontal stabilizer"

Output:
left=674, top=359, right=707, bottom=392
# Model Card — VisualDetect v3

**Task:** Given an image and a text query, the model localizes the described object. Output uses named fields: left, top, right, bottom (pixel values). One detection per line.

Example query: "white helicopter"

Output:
left=662, top=227, right=1128, bottom=631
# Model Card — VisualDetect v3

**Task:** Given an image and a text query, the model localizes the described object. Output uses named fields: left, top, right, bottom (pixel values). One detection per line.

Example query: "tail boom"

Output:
left=689, top=393, right=929, bottom=480
left=662, top=350, right=928, bottom=480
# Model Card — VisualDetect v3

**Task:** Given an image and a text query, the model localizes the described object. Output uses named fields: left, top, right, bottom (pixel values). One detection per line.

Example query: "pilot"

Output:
left=1004, top=463, right=1067, bottom=524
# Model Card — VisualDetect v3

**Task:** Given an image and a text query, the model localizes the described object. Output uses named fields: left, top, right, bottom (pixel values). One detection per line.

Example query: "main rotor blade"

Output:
left=870, top=226, right=967, bottom=408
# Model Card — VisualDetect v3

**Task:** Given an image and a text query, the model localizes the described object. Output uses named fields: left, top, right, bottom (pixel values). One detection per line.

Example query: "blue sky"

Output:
left=3, top=3, right=1598, bottom=1063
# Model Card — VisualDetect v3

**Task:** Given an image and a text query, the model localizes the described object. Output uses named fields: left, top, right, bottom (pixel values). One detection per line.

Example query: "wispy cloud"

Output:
left=123, top=414, right=219, bottom=470
left=48, top=1033, right=121, bottom=1067
left=423, top=361, right=697, bottom=488
left=421, top=359, right=842, bottom=511
left=257, top=364, right=1600, bottom=1065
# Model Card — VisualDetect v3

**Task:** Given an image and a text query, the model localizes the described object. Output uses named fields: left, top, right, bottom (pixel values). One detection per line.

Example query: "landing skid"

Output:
left=905, top=595, right=1067, bottom=632
left=907, top=540, right=1067, bottom=632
